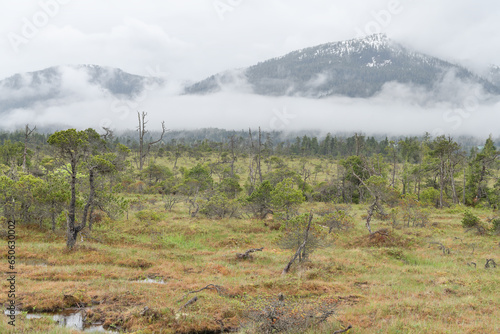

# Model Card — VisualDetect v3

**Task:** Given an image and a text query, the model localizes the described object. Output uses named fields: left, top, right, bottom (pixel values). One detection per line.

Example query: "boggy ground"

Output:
left=1, top=202, right=499, bottom=333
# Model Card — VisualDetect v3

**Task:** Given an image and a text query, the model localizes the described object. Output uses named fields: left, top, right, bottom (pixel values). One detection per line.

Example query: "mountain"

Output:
left=0, top=65, right=163, bottom=111
left=487, top=65, right=500, bottom=87
left=185, top=34, right=500, bottom=99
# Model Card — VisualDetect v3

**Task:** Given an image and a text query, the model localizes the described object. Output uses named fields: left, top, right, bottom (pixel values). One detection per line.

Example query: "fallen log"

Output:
left=236, top=247, right=264, bottom=259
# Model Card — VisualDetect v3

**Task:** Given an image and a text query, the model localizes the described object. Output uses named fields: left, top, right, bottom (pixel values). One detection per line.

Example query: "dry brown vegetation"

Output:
left=1, top=200, right=499, bottom=334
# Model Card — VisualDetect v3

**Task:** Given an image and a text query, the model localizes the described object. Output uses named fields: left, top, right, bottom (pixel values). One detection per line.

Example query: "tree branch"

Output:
left=177, top=296, right=198, bottom=313
left=177, top=284, right=225, bottom=303
left=236, top=247, right=264, bottom=259
left=333, top=325, right=353, bottom=334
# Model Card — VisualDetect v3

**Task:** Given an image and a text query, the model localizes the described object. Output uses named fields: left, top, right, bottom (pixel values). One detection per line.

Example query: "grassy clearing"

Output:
left=1, top=201, right=499, bottom=333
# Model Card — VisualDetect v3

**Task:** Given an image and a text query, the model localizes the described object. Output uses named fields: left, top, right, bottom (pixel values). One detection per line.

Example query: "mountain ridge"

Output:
left=0, top=64, right=164, bottom=112
left=184, top=34, right=500, bottom=99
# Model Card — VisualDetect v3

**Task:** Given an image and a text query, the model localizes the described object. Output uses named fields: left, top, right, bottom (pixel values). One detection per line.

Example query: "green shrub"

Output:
left=200, top=191, right=240, bottom=219
left=420, top=187, right=440, bottom=207
left=316, top=205, right=354, bottom=233
left=135, top=210, right=162, bottom=222
left=271, top=178, right=305, bottom=220
left=461, top=211, right=480, bottom=229
left=461, top=210, right=487, bottom=234
left=490, top=217, right=500, bottom=234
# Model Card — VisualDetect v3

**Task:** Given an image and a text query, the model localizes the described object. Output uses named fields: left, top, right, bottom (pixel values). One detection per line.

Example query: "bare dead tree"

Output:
left=136, top=111, right=167, bottom=170
left=229, top=134, right=236, bottom=177
left=164, top=195, right=182, bottom=211
left=352, top=171, right=383, bottom=234
left=248, top=128, right=257, bottom=194
left=22, top=124, right=36, bottom=172
left=258, top=127, right=263, bottom=183
left=101, top=127, right=114, bottom=141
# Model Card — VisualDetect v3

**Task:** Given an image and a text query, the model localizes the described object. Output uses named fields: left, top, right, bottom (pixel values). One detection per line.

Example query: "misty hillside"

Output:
left=488, top=65, right=500, bottom=87
left=0, top=65, right=163, bottom=111
left=185, top=34, right=500, bottom=99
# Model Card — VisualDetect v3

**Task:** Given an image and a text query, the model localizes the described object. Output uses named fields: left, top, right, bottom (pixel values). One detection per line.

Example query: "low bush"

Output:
left=461, top=210, right=485, bottom=234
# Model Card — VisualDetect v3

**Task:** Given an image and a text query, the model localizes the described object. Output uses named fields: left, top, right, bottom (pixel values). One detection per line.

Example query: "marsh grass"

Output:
left=1, top=195, right=499, bottom=333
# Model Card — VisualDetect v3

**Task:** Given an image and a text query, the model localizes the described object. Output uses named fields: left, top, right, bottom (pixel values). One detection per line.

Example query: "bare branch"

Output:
left=147, top=121, right=167, bottom=149
left=485, top=259, right=497, bottom=268
left=236, top=247, right=264, bottom=259
left=429, top=241, right=450, bottom=255
left=101, top=127, right=114, bottom=141
left=177, top=284, right=225, bottom=303
left=81, top=231, right=105, bottom=244
left=333, top=325, right=353, bottom=334
left=352, top=171, right=374, bottom=198
left=177, top=296, right=198, bottom=313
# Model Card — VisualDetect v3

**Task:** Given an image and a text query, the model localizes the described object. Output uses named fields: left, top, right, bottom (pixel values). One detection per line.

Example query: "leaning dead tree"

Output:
left=352, top=172, right=387, bottom=234
left=282, top=212, right=313, bottom=275
left=136, top=111, right=167, bottom=170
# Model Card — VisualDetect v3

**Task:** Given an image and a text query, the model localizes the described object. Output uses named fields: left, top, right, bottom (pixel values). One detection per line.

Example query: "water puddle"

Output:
left=132, top=275, right=168, bottom=284
left=133, top=277, right=167, bottom=284
left=5, top=308, right=116, bottom=333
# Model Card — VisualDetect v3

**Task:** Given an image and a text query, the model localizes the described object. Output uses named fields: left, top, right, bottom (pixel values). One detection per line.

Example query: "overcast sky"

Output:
left=2, top=0, right=499, bottom=81
left=1, top=0, right=499, bottom=137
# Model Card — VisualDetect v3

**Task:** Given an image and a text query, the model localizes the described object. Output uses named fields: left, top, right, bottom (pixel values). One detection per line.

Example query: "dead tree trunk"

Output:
left=463, top=162, right=466, bottom=205
left=282, top=212, right=313, bottom=275
left=257, top=127, right=263, bottom=183
left=352, top=171, right=379, bottom=234
left=22, top=124, right=36, bottom=173
left=248, top=128, right=256, bottom=194
left=365, top=201, right=376, bottom=234
left=67, top=167, right=96, bottom=248
left=391, top=153, right=397, bottom=188
left=230, top=135, right=236, bottom=177
left=137, top=111, right=167, bottom=171
left=439, top=159, right=445, bottom=209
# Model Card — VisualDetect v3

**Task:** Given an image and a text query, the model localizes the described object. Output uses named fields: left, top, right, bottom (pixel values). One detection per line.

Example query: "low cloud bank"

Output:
left=1, top=74, right=498, bottom=140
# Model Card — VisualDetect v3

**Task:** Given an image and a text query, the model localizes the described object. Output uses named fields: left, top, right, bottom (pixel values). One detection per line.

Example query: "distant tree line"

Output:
left=0, top=122, right=498, bottom=249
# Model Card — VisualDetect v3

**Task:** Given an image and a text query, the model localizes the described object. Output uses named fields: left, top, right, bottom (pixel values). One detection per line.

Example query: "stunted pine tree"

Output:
left=48, top=129, right=117, bottom=248
left=429, top=136, right=461, bottom=208
left=467, top=136, right=498, bottom=206
left=271, top=178, right=305, bottom=220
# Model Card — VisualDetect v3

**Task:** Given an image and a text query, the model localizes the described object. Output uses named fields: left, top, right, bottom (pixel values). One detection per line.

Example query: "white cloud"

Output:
left=1, top=0, right=499, bottom=80
left=0, top=0, right=499, bottom=137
